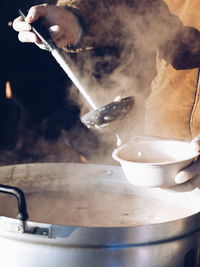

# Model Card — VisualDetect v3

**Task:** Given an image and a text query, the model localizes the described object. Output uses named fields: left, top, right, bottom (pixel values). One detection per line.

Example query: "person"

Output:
left=12, top=0, right=200, bottom=185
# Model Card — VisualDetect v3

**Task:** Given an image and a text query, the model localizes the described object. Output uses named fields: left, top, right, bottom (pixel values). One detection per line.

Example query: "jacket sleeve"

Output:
left=56, top=0, right=200, bottom=69
left=140, top=0, right=200, bottom=69
left=165, top=27, right=200, bottom=70
left=56, top=0, right=135, bottom=49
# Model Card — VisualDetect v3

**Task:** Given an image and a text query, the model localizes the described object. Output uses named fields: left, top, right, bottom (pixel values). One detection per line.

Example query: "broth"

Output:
left=0, top=190, right=192, bottom=227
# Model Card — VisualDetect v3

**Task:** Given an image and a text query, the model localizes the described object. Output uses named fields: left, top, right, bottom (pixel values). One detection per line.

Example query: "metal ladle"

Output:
left=81, top=96, right=134, bottom=128
left=19, top=8, right=134, bottom=128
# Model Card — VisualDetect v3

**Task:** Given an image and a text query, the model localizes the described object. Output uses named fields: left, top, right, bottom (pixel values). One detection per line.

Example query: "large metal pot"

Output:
left=0, top=163, right=199, bottom=267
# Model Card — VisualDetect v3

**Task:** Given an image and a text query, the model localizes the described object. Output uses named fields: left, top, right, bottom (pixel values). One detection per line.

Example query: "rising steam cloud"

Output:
left=4, top=0, right=192, bottom=165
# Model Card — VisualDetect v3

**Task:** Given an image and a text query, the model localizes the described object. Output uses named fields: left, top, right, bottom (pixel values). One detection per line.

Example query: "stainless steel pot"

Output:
left=0, top=163, right=199, bottom=267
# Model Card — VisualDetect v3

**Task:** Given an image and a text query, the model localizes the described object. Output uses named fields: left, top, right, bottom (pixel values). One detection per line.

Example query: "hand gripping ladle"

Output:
left=19, top=8, right=134, bottom=129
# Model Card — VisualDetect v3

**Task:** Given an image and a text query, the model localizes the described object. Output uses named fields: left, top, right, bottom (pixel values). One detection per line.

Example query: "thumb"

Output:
left=25, top=4, right=50, bottom=23
left=49, top=25, right=63, bottom=39
left=191, top=134, right=200, bottom=152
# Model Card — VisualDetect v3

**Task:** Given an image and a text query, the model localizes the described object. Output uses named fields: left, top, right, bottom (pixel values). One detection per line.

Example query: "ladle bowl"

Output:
left=81, top=96, right=134, bottom=128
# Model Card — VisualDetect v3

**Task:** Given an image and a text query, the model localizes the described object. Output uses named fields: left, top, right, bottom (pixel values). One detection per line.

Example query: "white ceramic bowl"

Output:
left=112, top=138, right=199, bottom=187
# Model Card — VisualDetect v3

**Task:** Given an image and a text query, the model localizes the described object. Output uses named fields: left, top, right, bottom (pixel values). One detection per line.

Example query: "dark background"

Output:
left=0, top=0, right=84, bottom=164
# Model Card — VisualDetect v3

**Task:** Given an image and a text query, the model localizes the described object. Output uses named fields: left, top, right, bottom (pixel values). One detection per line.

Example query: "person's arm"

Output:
left=158, top=24, right=200, bottom=70
left=13, top=0, right=134, bottom=51
left=13, top=0, right=108, bottom=50
left=64, top=0, right=200, bottom=69
left=145, top=0, right=200, bottom=69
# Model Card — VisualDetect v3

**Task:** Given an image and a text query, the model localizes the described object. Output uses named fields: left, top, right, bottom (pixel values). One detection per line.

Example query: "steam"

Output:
left=64, top=0, right=186, bottom=153
left=52, top=49, right=98, bottom=110
left=2, top=1, right=189, bottom=165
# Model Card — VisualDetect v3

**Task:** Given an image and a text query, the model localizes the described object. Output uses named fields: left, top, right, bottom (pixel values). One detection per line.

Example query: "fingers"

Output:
left=191, top=134, right=200, bottom=152
left=18, top=31, right=41, bottom=44
left=13, top=5, right=51, bottom=45
left=13, top=4, right=82, bottom=48
left=13, top=16, right=32, bottom=32
left=13, top=4, right=51, bottom=31
left=26, top=4, right=82, bottom=47
left=173, top=135, right=200, bottom=185
left=25, top=4, right=50, bottom=24
left=175, top=157, right=200, bottom=184
left=13, top=16, right=40, bottom=44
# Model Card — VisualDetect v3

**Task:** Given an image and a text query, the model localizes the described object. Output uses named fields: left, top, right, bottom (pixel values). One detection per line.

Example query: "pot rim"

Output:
left=0, top=213, right=199, bottom=247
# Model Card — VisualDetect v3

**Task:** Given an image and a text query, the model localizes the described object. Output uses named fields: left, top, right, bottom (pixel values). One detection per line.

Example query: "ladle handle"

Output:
left=19, top=7, right=98, bottom=110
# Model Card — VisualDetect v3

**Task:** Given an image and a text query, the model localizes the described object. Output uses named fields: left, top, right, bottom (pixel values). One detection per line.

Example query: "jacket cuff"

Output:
left=59, top=5, right=94, bottom=53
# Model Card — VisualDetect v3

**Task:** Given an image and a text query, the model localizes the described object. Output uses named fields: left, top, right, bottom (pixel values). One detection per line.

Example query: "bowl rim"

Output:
left=112, top=139, right=200, bottom=166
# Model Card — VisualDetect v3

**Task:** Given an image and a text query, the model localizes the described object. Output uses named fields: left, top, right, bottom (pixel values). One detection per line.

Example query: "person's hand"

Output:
left=12, top=4, right=82, bottom=49
left=175, top=135, right=200, bottom=185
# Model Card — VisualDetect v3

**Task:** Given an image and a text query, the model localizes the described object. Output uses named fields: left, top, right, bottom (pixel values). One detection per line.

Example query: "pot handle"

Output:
left=0, top=184, right=51, bottom=236
left=0, top=184, right=28, bottom=222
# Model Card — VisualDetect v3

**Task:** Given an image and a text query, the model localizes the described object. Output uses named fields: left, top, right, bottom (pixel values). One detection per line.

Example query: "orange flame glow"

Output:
left=5, top=81, right=12, bottom=99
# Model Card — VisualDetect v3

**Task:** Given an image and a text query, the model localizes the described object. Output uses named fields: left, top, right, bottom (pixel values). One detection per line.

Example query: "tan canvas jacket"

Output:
left=145, top=0, right=200, bottom=140
left=56, top=0, right=200, bottom=141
